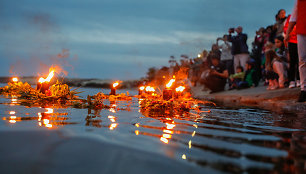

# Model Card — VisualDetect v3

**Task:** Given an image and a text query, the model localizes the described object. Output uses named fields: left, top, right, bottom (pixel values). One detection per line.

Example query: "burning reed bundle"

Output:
left=139, top=94, right=215, bottom=116
left=0, top=79, right=80, bottom=107
left=79, top=92, right=133, bottom=109
left=0, top=80, right=34, bottom=96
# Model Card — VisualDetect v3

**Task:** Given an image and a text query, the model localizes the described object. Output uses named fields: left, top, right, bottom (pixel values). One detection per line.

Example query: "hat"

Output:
left=247, top=59, right=255, bottom=65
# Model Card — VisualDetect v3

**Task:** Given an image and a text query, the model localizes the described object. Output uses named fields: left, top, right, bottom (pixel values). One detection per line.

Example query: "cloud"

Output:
left=66, top=27, right=222, bottom=46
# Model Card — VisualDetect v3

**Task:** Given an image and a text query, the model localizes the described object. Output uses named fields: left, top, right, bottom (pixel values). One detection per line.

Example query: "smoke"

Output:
left=6, top=11, right=77, bottom=77
left=28, top=13, right=58, bottom=33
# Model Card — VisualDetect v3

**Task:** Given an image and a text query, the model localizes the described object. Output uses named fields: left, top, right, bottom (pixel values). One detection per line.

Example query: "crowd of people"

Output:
left=146, top=1, right=305, bottom=102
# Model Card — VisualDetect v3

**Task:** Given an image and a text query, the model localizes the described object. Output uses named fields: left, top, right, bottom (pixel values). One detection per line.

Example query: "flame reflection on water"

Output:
left=1, top=90, right=306, bottom=173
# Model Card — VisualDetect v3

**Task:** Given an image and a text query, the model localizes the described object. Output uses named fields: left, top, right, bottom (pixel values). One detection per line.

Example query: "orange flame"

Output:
left=12, top=77, right=18, bottom=82
left=145, top=86, right=155, bottom=92
left=175, top=86, right=185, bottom=92
left=45, top=70, right=54, bottom=82
left=38, top=69, right=55, bottom=83
left=38, top=77, right=45, bottom=83
left=139, top=86, right=145, bottom=91
left=113, top=82, right=119, bottom=88
left=166, top=79, right=175, bottom=88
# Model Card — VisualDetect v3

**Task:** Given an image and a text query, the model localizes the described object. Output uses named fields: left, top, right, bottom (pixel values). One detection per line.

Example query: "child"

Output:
left=237, top=60, right=259, bottom=89
left=265, top=50, right=286, bottom=89
left=274, top=35, right=288, bottom=62
left=229, top=66, right=245, bottom=89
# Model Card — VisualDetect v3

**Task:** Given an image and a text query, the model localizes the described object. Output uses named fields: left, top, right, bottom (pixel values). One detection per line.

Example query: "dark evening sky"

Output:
left=0, top=0, right=294, bottom=79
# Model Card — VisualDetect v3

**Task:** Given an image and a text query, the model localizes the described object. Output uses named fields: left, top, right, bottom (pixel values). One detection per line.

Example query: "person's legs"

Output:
left=237, top=81, right=249, bottom=89
left=273, top=61, right=286, bottom=88
left=225, top=60, right=233, bottom=75
left=203, top=76, right=225, bottom=92
left=297, top=35, right=306, bottom=91
left=240, top=53, right=249, bottom=71
left=297, top=34, right=306, bottom=102
left=233, top=55, right=240, bottom=74
left=288, top=43, right=299, bottom=83
left=202, top=75, right=215, bottom=91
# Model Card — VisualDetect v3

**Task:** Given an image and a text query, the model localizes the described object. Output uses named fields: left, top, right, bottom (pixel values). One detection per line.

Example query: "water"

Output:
left=1, top=86, right=305, bottom=173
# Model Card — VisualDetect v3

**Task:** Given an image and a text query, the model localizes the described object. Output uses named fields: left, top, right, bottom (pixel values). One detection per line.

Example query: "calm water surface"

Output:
left=1, top=86, right=305, bottom=173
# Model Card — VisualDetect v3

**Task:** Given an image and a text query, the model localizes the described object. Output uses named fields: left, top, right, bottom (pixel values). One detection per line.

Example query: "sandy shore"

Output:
left=191, top=83, right=306, bottom=113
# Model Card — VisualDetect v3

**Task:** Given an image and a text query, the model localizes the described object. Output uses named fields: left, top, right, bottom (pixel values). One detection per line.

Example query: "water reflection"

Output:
left=3, top=107, right=70, bottom=129
left=134, top=100, right=306, bottom=173
left=10, top=95, right=18, bottom=105
left=37, top=108, right=54, bottom=128
left=85, top=109, right=102, bottom=128
left=1, top=91, right=306, bottom=173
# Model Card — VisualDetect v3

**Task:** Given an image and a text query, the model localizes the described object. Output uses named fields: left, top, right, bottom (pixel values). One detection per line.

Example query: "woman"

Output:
left=265, top=50, right=287, bottom=89
left=275, top=9, right=287, bottom=37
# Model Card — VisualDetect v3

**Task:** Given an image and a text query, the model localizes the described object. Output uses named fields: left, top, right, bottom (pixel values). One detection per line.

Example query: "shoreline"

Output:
left=0, top=76, right=140, bottom=89
left=191, top=83, right=306, bottom=114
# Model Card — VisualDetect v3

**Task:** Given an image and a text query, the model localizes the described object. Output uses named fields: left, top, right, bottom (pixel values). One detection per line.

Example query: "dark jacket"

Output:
left=228, top=33, right=249, bottom=55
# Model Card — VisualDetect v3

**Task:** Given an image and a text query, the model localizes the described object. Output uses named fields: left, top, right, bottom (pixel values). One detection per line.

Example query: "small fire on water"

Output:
left=175, top=86, right=185, bottom=92
left=145, top=86, right=155, bottom=92
left=113, top=82, right=119, bottom=88
left=38, top=70, right=55, bottom=83
left=110, top=81, right=120, bottom=95
left=37, top=68, right=55, bottom=94
left=12, top=77, right=18, bottom=83
left=166, top=79, right=175, bottom=88
left=139, top=86, right=145, bottom=91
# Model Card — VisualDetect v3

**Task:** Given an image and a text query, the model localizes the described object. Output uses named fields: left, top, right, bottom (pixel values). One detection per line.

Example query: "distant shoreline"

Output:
left=0, top=76, right=140, bottom=89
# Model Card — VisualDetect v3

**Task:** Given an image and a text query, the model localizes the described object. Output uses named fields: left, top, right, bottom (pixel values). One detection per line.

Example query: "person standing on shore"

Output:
left=285, top=0, right=306, bottom=102
left=284, top=14, right=300, bottom=89
left=274, top=9, right=287, bottom=37
left=217, top=35, right=233, bottom=75
left=228, top=26, right=249, bottom=73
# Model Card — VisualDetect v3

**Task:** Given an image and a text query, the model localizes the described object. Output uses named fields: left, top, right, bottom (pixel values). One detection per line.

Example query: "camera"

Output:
left=229, top=28, right=235, bottom=33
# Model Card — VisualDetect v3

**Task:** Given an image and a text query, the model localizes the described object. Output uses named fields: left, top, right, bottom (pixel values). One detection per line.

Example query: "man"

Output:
left=201, top=54, right=229, bottom=93
left=217, top=35, right=233, bottom=75
left=284, top=0, right=306, bottom=102
left=228, top=26, right=249, bottom=73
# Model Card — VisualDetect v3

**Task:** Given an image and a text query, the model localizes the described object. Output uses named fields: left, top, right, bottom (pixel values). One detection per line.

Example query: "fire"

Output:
left=145, top=86, right=155, bottom=92
left=139, top=86, right=145, bottom=91
left=38, top=70, right=55, bottom=83
left=12, top=77, right=18, bottom=82
left=45, top=70, right=54, bottom=82
left=175, top=86, right=185, bottom=92
left=38, top=77, right=45, bottom=83
left=166, top=79, right=175, bottom=88
left=113, top=82, right=119, bottom=88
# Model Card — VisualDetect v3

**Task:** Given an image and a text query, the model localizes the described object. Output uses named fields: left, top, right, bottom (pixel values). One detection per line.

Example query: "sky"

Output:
left=0, top=0, right=294, bottom=80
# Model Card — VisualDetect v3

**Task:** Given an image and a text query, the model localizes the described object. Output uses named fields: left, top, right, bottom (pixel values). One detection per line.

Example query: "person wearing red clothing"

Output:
left=284, top=15, right=300, bottom=88
left=285, top=0, right=306, bottom=102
